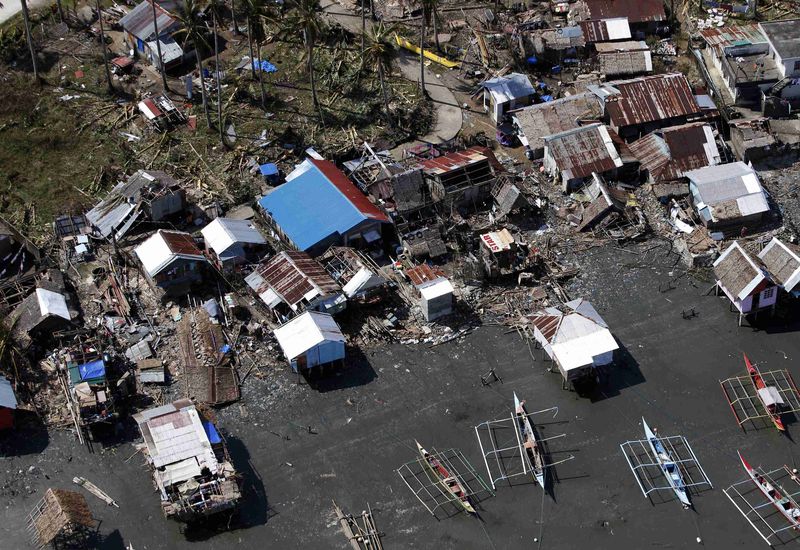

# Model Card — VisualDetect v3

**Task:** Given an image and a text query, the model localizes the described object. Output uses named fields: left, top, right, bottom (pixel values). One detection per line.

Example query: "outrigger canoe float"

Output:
left=643, top=417, right=691, bottom=508
left=740, top=451, right=800, bottom=527
left=513, top=393, right=546, bottom=489
left=745, top=353, right=786, bottom=432
left=416, top=441, right=475, bottom=514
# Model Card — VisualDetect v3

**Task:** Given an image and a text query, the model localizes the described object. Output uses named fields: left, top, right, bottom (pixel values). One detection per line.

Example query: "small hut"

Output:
left=27, top=489, right=94, bottom=549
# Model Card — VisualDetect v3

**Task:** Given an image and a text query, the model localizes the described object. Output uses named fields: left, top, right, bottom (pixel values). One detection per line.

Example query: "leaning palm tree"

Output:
left=242, top=0, right=268, bottom=109
left=19, top=0, right=39, bottom=81
left=362, top=22, right=396, bottom=123
left=284, top=0, right=325, bottom=121
left=174, top=0, right=212, bottom=128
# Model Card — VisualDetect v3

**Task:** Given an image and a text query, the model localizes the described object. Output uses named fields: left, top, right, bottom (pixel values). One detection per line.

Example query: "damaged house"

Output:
left=580, top=17, right=632, bottom=43
left=713, top=241, right=778, bottom=324
left=119, top=0, right=185, bottom=71
left=273, top=311, right=346, bottom=373
left=201, top=218, right=267, bottom=272
left=525, top=298, right=619, bottom=386
left=85, top=170, right=186, bottom=241
left=543, top=123, right=623, bottom=192
left=479, top=229, right=534, bottom=279
left=628, top=123, right=722, bottom=184
left=478, top=73, right=536, bottom=125
left=594, top=41, right=652, bottom=77
left=686, top=162, right=770, bottom=232
left=8, top=269, right=76, bottom=348
left=321, top=247, right=388, bottom=301
left=405, top=264, right=454, bottom=322
left=259, top=159, right=391, bottom=257
left=570, top=0, right=665, bottom=35
left=416, top=147, right=501, bottom=209
left=758, top=237, right=800, bottom=298
left=245, top=250, right=345, bottom=319
left=134, top=230, right=208, bottom=295
left=133, top=399, right=240, bottom=522
left=513, top=93, right=603, bottom=159
left=589, top=74, right=708, bottom=140
left=0, top=216, right=39, bottom=281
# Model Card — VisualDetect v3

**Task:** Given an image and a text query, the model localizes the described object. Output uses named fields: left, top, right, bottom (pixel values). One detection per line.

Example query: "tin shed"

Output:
left=273, top=311, right=346, bottom=372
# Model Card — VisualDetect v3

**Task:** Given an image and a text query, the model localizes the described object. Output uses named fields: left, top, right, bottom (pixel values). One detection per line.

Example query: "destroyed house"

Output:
left=577, top=175, right=628, bottom=232
left=543, top=123, right=623, bottom=192
left=138, top=94, right=186, bottom=130
left=588, top=74, right=705, bottom=140
left=134, top=230, right=208, bottom=294
left=526, top=298, right=619, bottom=383
left=258, top=159, right=391, bottom=257
left=0, top=216, right=39, bottom=281
left=133, top=399, right=240, bottom=521
left=594, top=41, right=652, bottom=77
left=758, top=237, right=800, bottom=297
left=273, top=311, right=345, bottom=372
left=119, top=0, right=184, bottom=70
left=27, top=489, right=94, bottom=549
left=64, top=352, right=114, bottom=427
left=628, top=123, right=721, bottom=183
left=200, top=218, right=267, bottom=271
left=480, top=228, right=531, bottom=278
left=86, top=170, right=186, bottom=240
left=513, top=93, right=603, bottom=159
left=245, top=251, right=345, bottom=318
left=580, top=17, right=632, bottom=43
left=713, top=241, right=777, bottom=318
left=571, top=0, right=665, bottom=32
left=416, top=147, right=500, bottom=208
left=321, top=247, right=388, bottom=301
left=479, top=73, right=536, bottom=125
left=8, top=270, right=75, bottom=347
left=405, top=264, right=454, bottom=322
left=685, top=162, right=769, bottom=231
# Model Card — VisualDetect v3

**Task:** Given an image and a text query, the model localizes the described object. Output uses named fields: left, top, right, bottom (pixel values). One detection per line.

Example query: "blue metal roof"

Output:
left=258, top=163, right=383, bottom=251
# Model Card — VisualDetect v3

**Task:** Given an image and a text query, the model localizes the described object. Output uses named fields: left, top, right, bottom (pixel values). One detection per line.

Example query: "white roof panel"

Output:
left=551, top=329, right=619, bottom=371
left=419, top=278, right=454, bottom=300
left=35, top=288, right=71, bottom=321
left=606, top=17, right=632, bottom=40
left=273, top=311, right=345, bottom=361
left=201, top=218, right=265, bottom=257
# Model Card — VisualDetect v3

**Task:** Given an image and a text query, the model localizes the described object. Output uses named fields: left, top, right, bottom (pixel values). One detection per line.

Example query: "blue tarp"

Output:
left=203, top=420, right=222, bottom=444
left=258, top=162, right=384, bottom=251
left=252, top=59, right=278, bottom=74
left=526, top=55, right=538, bottom=65
left=78, top=360, right=106, bottom=382
left=541, top=95, right=553, bottom=102
left=259, top=163, right=279, bottom=177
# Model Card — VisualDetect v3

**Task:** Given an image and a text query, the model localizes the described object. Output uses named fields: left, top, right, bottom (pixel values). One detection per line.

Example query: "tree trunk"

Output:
left=419, top=8, right=425, bottom=95
left=230, top=0, right=239, bottom=35
left=214, top=13, right=224, bottom=145
left=151, top=0, right=169, bottom=91
left=196, top=51, right=212, bottom=128
left=246, top=15, right=257, bottom=80
left=96, top=0, right=113, bottom=94
left=306, top=32, right=323, bottom=123
left=20, top=0, right=39, bottom=81
left=378, top=62, right=390, bottom=124
left=56, top=0, right=64, bottom=23
left=256, top=41, right=267, bottom=109
left=360, top=0, right=365, bottom=55
left=432, top=9, right=440, bottom=52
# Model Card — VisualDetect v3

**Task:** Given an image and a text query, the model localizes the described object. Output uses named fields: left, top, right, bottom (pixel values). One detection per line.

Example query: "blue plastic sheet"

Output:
left=203, top=420, right=222, bottom=444
left=252, top=59, right=278, bottom=74
left=78, top=359, right=106, bottom=382
left=259, top=163, right=279, bottom=176
left=541, top=95, right=553, bottom=102
left=526, top=55, right=538, bottom=65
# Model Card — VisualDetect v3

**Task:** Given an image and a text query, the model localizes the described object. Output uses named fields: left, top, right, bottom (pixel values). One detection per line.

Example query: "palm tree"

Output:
left=175, top=0, right=212, bottom=128
left=362, top=22, right=396, bottom=123
left=209, top=0, right=225, bottom=144
left=19, top=0, right=38, bottom=81
left=420, top=0, right=440, bottom=52
left=95, top=0, right=113, bottom=93
left=284, top=0, right=325, bottom=121
left=150, top=0, right=169, bottom=91
left=242, top=0, right=268, bottom=109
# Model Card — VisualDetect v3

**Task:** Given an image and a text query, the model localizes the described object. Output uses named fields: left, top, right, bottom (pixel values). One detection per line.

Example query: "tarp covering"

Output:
left=259, top=163, right=279, bottom=176
left=78, top=360, right=106, bottom=383
left=203, top=420, right=222, bottom=444
left=252, top=59, right=278, bottom=73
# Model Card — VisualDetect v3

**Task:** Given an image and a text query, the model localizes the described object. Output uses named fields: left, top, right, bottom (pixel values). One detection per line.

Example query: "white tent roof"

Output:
left=273, top=311, right=344, bottom=362
left=201, top=218, right=265, bottom=258
left=0, top=376, right=17, bottom=409
left=35, top=288, right=71, bottom=320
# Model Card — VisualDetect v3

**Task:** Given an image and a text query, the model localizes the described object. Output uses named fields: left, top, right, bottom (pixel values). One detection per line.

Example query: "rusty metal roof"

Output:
left=528, top=314, right=562, bottom=341
left=699, top=24, right=767, bottom=49
left=253, top=251, right=340, bottom=308
left=585, top=0, right=665, bottom=23
left=594, top=74, right=700, bottom=129
left=629, top=123, right=719, bottom=181
left=545, top=124, right=623, bottom=180
left=417, top=147, right=500, bottom=175
left=580, top=17, right=631, bottom=42
left=160, top=230, right=202, bottom=256
left=405, top=264, right=447, bottom=287
left=512, top=93, right=603, bottom=152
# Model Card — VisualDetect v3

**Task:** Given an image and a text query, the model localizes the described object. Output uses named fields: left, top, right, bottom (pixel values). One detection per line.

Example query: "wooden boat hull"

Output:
left=416, top=441, right=475, bottom=514
left=740, top=452, right=800, bottom=527
left=514, top=393, right=546, bottom=489
left=745, top=353, right=786, bottom=432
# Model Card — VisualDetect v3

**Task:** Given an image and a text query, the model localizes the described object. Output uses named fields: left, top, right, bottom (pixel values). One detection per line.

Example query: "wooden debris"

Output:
left=72, top=477, right=119, bottom=508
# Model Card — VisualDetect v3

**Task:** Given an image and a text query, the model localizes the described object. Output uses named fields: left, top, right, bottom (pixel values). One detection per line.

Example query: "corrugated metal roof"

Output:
left=418, top=147, right=491, bottom=175
left=258, top=160, right=388, bottom=252
left=201, top=218, right=265, bottom=258
left=405, top=264, right=447, bottom=286
left=700, top=24, right=767, bottom=49
left=36, top=288, right=71, bottom=320
left=135, top=402, right=218, bottom=472
left=146, top=36, right=183, bottom=66
left=481, top=73, right=535, bottom=103
left=594, top=74, right=700, bottom=128
left=513, top=93, right=603, bottom=151
left=119, top=0, right=180, bottom=42
left=580, top=17, right=631, bottom=42
left=544, top=123, right=623, bottom=180
left=629, top=123, right=719, bottom=181
left=585, top=0, right=665, bottom=23
left=246, top=251, right=340, bottom=309
left=273, top=311, right=344, bottom=362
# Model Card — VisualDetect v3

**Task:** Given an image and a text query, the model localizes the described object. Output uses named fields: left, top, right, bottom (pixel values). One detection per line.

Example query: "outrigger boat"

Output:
left=746, top=353, right=786, bottom=432
left=643, top=417, right=691, bottom=508
left=740, top=452, right=800, bottom=527
left=513, top=393, right=546, bottom=488
left=416, top=441, right=476, bottom=514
